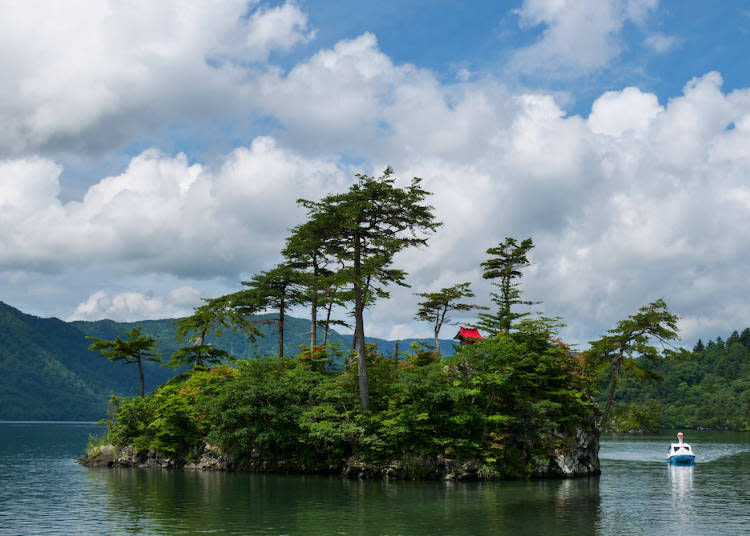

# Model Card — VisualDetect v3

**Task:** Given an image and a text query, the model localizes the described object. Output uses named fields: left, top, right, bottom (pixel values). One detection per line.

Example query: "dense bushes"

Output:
left=98, top=321, right=596, bottom=477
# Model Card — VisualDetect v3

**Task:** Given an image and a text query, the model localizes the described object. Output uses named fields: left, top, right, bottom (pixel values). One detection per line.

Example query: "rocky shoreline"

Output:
left=79, top=428, right=600, bottom=480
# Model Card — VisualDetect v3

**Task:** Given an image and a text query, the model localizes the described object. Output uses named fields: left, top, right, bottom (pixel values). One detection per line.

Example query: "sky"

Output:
left=2, top=0, right=750, bottom=348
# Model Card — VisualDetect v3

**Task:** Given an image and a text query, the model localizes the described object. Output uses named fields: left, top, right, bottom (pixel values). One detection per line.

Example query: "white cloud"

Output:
left=3, top=19, right=750, bottom=346
left=509, top=0, right=659, bottom=76
left=0, top=0, right=314, bottom=157
left=588, top=86, right=663, bottom=135
left=244, top=1, right=316, bottom=61
left=69, top=287, right=202, bottom=321
left=0, top=137, right=347, bottom=277
left=643, top=32, right=677, bottom=53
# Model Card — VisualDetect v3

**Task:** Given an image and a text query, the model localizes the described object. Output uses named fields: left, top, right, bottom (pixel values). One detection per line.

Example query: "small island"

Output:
left=81, top=169, right=681, bottom=480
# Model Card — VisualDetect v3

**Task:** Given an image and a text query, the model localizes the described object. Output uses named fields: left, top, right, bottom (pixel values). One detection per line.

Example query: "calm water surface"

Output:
left=1, top=422, right=749, bottom=535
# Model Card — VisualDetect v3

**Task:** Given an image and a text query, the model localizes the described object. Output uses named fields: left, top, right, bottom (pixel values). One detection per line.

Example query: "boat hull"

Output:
left=668, top=455, right=695, bottom=465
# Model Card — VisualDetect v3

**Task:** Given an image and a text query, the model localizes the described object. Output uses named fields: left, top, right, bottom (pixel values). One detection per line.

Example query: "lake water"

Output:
left=1, top=423, right=749, bottom=535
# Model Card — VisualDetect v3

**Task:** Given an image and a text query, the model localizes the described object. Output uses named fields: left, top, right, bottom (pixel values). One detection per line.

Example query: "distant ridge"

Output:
left=0, top=301, right=454, bottom=420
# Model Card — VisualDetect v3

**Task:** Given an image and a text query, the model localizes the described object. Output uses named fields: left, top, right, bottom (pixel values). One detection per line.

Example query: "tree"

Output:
left=316, top=274, right=351, bottom=347
left=284, top=217, right=339, bottom=356
left=87, top=327, right=163, bottom=397
left=224, top=264, right=305, bottom=357
left=298, top=167, right=441, bottom=409
left=166, top=300, right=261, bottom=370
left=586, top=299, right=680, bottom=432
left=476, top=237, right=538, bottom=336
left=415, top=282, right=487, bottom=354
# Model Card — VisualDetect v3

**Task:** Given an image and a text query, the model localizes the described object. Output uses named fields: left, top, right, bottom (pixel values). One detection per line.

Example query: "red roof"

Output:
left=454, top=327, right=484, bottom=340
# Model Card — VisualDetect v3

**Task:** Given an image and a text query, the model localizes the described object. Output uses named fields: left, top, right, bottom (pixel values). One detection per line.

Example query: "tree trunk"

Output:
left=598, top=356, right=622, bottom=431
left=137, top=357, right=145, bottom=397
left=278, top=296, right=285, bottom=358
left=393, top=340, right=399, bottom=371
left=435, top=306, right=447, bottom=356
left=323, top=299, right=333, bottom=347
left=353, top=235, right=369, bottom=410
left=310, top=289, right=318, bottom=356
left=195, top=330, right=206, bottom=368
left=310, top=260, right=318, bottom=355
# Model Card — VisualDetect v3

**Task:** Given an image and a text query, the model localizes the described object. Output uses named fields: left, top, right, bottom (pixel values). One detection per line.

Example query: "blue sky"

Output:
left=1, top=0, right=750, bottom=346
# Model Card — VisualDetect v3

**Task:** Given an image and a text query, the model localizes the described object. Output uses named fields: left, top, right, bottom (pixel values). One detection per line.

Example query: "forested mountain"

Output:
left=610, top=328, right=750, bottom=431
left=0, top=301, right=455, bottom=420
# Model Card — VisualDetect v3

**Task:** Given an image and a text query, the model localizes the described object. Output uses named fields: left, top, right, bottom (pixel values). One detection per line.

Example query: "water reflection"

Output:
left=84, top=468, right=601, bottom=535
left=666, top=464, right=696, bottom=533
left=668, top=464, right=694, bottom=498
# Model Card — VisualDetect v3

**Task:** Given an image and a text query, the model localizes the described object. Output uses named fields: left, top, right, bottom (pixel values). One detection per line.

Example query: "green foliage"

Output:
left=220, top=263, right=307, bottom=358
left=102, top=320, right=595, bottom=478
left=166, top=301, right=260, bottom=370
left=606, top=329, right=750, bottom=431
left=86, top=431, right=111, bottom=457
left=586, top=299, right=680, bottom=431
left=475, top=237, right=538, bottom=336
left=297, top=166, right=442, bottom=410
left=0, top=300, right=453, bottom=420
left=87, top=327, right=163, bottom=397
left=103, top=367, right=236, bottom=453
left=415, top=282, right=487, bottom=353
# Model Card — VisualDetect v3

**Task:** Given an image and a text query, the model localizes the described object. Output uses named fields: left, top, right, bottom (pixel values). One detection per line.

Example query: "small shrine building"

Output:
left=453, top=327, right=484, bottom=346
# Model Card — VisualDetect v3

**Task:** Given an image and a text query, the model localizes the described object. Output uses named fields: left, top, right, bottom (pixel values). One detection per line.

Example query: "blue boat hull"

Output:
left=668, top=455, right=695, bottom=465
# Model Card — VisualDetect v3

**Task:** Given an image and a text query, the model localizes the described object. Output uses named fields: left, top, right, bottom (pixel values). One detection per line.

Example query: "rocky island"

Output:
left=81, top=325, right=602, bottom=480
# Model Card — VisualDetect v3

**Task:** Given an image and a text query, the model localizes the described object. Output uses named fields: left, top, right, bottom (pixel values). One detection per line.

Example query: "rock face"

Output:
left=538, top=426, right=601, bottom=478
left=80, top=427, right=600, bottom=480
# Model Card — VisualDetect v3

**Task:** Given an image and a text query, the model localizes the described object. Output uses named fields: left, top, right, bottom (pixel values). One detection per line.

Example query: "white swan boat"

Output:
left=667, top=432, right=695, bottom=465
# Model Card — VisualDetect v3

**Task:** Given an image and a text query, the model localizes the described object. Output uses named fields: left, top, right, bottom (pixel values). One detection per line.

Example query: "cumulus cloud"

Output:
left=244, top=1, right=316, bottom=61
left=0, top=0, right=314, bottom=157
left=0, top=137, right=347, bottom=277
left=3, top=19, right=750, bottom=346
left=509, top=0, right=659, bottom=76
left=69, top=286, right=202, bottom=321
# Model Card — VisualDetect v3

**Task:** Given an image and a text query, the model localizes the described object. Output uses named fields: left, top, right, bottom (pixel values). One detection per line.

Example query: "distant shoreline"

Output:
left=0, top=420, right=101, bottom=425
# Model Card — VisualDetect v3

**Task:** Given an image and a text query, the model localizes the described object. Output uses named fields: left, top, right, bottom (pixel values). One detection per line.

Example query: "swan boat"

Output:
left=667, top=432, right=695, bottom=465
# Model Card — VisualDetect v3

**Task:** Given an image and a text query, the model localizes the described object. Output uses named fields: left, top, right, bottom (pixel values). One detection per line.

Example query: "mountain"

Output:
left=0, top=301, right=455, bottom=420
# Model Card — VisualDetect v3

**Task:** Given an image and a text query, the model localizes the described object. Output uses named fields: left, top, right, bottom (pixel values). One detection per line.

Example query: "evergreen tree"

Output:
left=87, top=327, right=162, bottom=397
left=166, top=300, right=261, bottom=370
left=415, top=282, right=486, bottom=354
left=693, top=339, right=705, bottom=352
left=283, top=218, right=344, bottom=356
left=728, top=330, right=740, bottom=346
left=475, top=237, right=538, bottom=335
left=231, top=264, right=306, bottom=357
left=297, top=167, right=440, bottom=410
left=740, top=328, right=750, bottom=348
left=586, top=299, right=680, bottom=431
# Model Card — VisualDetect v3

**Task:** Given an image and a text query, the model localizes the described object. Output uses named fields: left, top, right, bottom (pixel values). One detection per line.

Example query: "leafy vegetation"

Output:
left=97, top=319, right=595, bottom=478
left=0, top=302, right=449, bottom=420
left=296, top=167, right=441, bottom=410
left=87, top=327, right=163, bottom=397
left=475, top=237, right=539, bottom=336
left=607, top=328, right=750, bottom=432
left=415, top=282, right=486, bottom=353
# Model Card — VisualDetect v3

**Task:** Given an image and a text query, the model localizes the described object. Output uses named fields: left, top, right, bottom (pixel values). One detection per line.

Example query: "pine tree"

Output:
left=297, top=167, right=440, bottom=410
left=475, top=237, right=538, bottom=336
left=87, top=327, right=162, bottom=397
left=586, top=299, right=680, bottom=432
left=415, top=282, right=486, bottom=354
left=166, top=300, right=260, bottom=370
left=235, top=264, right=306, bottom=357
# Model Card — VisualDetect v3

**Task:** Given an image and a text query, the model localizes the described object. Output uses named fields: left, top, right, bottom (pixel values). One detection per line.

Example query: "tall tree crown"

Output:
left=476, top=237, right=537, bottom=335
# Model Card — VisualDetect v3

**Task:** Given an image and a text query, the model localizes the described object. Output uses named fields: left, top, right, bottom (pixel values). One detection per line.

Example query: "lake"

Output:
left=1, top=422, right=749, bottom=535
